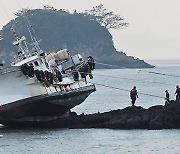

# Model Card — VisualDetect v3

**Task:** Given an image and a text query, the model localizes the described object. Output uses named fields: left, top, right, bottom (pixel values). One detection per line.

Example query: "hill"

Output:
left=0, top=8, right=154, bottom=68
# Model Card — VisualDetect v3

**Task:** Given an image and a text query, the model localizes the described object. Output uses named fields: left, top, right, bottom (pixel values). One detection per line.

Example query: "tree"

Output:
left=85, top=4, right=128, bottom=30
left=43, top=5, right=57, bottom=11
left=15, top=8, right=30, bottom=17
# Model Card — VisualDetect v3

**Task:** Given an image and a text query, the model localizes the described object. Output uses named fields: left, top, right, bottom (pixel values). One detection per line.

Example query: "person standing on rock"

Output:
left=175, top=85, right=180, bottom=100
left=165, top=90, right=170, bottom=105
left=130, top=86, right=138, bottom=106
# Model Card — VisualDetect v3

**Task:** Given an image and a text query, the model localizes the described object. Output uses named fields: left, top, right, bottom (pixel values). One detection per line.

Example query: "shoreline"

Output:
left=1, top=100, right=180, bottom=130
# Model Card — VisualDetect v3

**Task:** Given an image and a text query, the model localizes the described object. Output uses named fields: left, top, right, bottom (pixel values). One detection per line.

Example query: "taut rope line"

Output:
left=89, top=81, right=165, bottom=99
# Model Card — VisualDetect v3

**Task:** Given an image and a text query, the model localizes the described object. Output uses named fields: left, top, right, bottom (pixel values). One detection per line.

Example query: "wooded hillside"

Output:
left=0, top=8, right=154, bottom=68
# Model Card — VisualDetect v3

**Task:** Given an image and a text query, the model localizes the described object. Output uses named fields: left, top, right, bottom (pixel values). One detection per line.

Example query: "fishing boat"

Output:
left=0, top=25, right=96, bottom=126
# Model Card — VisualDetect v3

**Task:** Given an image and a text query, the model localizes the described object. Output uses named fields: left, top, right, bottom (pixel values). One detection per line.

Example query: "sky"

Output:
left=1, top=0, right=180, bottom=60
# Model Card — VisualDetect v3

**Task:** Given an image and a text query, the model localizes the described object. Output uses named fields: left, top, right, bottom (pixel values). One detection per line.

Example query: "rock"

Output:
left=59, top=101, right=180, bottom=130
left=2, top=100, right=180, bottom=129
left=149, top=115, right=164, bottom=130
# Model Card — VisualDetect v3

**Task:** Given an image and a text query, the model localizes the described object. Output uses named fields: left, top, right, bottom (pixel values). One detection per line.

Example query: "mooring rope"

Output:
left=138, top=69, right=180, bottom=78
left=65, top=61, right=178, bottom=100
left=89, top=81, right=165, bottom=99
left=93, top=61, right=180, bottom=78
left=92, top=73, right=174, bottom=86
left=93, top=62, right=125, bottom=69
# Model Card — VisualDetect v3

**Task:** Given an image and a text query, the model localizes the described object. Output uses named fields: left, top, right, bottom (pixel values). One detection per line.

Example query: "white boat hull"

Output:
left=0, top=69, right=96, bottom=126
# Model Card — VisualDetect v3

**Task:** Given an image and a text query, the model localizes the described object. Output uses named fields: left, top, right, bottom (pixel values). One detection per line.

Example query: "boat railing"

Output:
left=0, top=66, right=21, bottom=76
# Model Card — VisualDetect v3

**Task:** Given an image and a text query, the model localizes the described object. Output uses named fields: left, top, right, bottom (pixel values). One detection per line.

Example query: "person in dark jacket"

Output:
left=130, top=86, right=138, bottom=106
left=165, top=90, right=170, bottom=105
left=87, top=56, right=95, bottom=70
left=175, top=85, right=180, bottom=100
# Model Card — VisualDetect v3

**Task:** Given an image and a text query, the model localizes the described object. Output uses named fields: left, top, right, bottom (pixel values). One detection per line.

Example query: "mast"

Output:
left=10, top=13, right=45, bottom=65
left=23, top=15, right=44, bottom=56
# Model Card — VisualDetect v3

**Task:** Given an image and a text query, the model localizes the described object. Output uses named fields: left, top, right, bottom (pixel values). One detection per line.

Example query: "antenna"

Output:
left=11, top=26, right=27, bottom=59
left=1, top=2, right=28, bottom=60
left=23, top=14, right=44, bottom=56
left=0, top=1, right=10, bottom=22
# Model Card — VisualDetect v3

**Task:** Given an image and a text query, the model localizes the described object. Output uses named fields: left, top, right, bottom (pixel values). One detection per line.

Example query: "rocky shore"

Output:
left=1, top=100, right=180, bottom=129
left=47, top=101, right=180, bottom=130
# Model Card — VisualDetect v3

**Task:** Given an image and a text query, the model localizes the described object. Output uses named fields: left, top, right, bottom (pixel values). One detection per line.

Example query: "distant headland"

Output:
left=0, top=6, right=154, bottom=68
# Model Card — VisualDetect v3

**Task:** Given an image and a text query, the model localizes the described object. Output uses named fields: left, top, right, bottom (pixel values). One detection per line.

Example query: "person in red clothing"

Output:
left=175, top=85, right=180, bottom=100
left=130, top=86, right=138, bottom=106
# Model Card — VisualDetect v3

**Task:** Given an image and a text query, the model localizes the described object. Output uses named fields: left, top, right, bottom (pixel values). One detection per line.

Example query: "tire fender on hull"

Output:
left=21, top=63, right=29, bottom=75
left=34, top=70, right=45, bottom=82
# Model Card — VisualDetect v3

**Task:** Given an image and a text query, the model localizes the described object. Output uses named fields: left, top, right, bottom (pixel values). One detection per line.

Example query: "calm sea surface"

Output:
left=1, top=60, right=180, bottom=154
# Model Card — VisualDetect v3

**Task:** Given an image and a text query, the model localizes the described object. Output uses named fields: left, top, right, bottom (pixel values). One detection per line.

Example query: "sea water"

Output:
left=1, top=61, right=180, bottom=154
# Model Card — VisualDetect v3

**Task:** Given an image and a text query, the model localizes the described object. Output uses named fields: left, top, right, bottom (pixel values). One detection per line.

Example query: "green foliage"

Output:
left=85, top=4, right=129, bottom=29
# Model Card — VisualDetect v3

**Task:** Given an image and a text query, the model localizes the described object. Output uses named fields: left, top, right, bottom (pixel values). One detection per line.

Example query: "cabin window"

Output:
left=34, top=61, right=39, bottom=66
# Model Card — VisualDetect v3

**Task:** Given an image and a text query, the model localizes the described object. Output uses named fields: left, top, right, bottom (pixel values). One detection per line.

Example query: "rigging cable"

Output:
left=1, top=1, right=20, bottom=37
left=0, top=1, right=10, bottom=22
left=74, top=68, right=167, bottom=100
left=94, top=61, right=126, bottom=69
left=138, top=69, right=180, bottom=78
left=92, top=73, right=174, bottom=86
left=88, top=81, right=165, bottom=99
left=93, top=61, right=180, bottom=78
